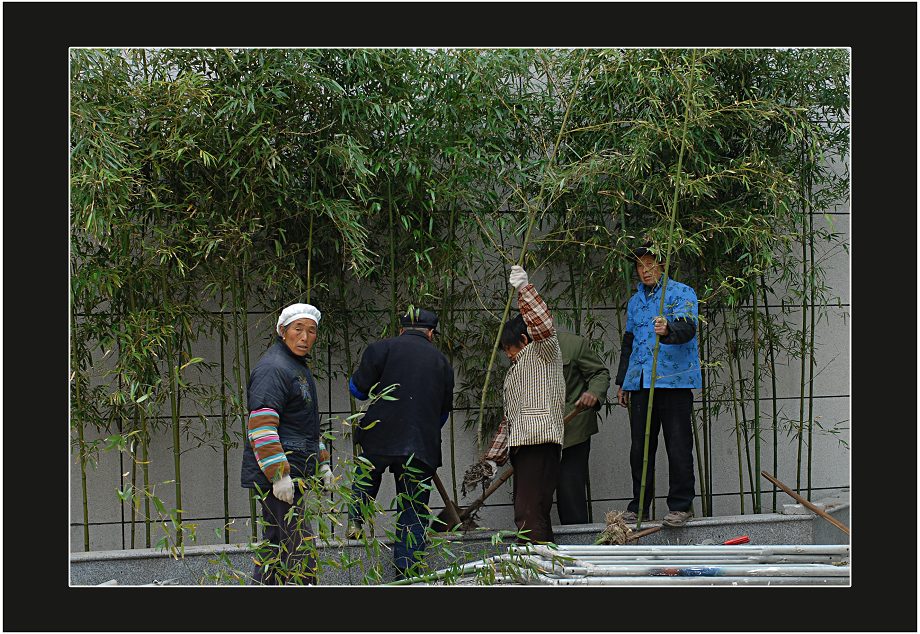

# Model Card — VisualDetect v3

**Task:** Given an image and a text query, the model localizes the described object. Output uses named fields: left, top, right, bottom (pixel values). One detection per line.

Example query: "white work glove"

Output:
left=319, top=464, right=334, bottom=491
left=483, top=459, right=498, bottom=479
left=509, top=265, right=529, bottom=290
left=272, top=474, right=294, bottom=504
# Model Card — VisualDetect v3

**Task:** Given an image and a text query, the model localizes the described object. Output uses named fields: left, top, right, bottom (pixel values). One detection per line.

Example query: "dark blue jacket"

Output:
left=349, top=330, right=454, bottom=469
left=240, top=338, right=321, bottom=490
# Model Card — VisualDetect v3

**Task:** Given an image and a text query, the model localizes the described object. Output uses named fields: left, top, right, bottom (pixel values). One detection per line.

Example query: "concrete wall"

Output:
left=71, top=184, right=850, bottom=553
left=70, top=492, right=850, bottom=585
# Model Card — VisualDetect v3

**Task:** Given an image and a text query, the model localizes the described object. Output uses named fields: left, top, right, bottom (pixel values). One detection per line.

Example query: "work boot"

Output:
left=662, top=509, right=694, bottom=527
left=621, top=510, right=652, bottom=523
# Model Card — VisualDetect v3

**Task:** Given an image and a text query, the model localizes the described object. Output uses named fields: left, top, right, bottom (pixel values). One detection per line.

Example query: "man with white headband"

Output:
left=240, top=302, right=332, bottom=584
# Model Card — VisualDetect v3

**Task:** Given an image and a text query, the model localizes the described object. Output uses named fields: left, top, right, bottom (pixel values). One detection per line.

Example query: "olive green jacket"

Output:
left=558, top=331, right=611, bottom=449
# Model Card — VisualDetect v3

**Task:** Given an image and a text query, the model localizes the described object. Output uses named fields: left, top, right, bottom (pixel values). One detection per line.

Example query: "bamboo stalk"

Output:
left=722, top=308, right=746, bottom=514
left=130, top=408, right=138, bottom=549
left=219, top=289, right=230, bottom=544
left=637, top=48, right=698, bottom=529
left=162, top=271, right=183, bottom=547
left=732, top=316, right=756, bottom=510
left=446, top=204, right=459, bottom=502
left=691, top=401, right=707, bottom=517
left=752, top=283, right=762, bottom=514
left=796, top=142, right=808, bottom=494
left=117, top=392, right=125, bottom=549
left=705, top=316, right=714, bottom=514
left=388, top=180, right=398, bottom=337
left=306, top=214, right=314, bottom=304
left=806, top=164, right=816, bottom=499
left=339, top=270, right=359, bottom=452
left=140, top=403, right=151, bottom=547
left=699, top=314, right=711, bottom=516
left=231, top=274, right=257, bottom=540
left=760, top=276, right=779, bottom=512
left=74, top=361, right=90, bottom=552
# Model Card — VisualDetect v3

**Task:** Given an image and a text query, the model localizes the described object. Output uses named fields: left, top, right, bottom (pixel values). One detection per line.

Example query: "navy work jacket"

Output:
left=240, top=337, right=321, bottom=490
left=349, top=330, right=454, bottom=469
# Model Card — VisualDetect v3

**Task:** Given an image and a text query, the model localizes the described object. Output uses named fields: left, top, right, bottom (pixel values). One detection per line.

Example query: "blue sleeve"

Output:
left=348, top=376, right=368, bottom=401
left=667, top=284, right=698, bottom=322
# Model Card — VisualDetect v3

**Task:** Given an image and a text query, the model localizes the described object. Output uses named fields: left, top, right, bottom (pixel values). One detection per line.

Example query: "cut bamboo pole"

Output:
left=761, top=470, right=849, bottom=536
left=637, top=48, right=699, bottom=530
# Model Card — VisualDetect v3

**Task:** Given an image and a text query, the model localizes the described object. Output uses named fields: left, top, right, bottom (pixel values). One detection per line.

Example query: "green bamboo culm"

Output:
left=733, top=315, right=756, bottom=510
left=752, top=283, right=762, bottom=513
left=444, top=204, right=459, bottom=501
left=760, top=276, right=780, bottom=512
left=232, top=274, right=257, bottom=541
left=162, top=270, right=183, bottom=547
left=126, top=288, right=151, bottom=546
left=699, top=315, right=712, bottom=516
left=140, top=400, right=151, bottom=547
left=75, top=367, right=90, bottom=552
left=691, top=398, right=708, bottom=517
left=219, top=289, right=230, bottom=543
left=805, top=158, right=816, bottom=499
left=636, top=48, right=698, bottom=530
left=722, top=309, right=746, bottom=514
left=130, top=409, right=138, bottom=548
left=796, top=139, right=808, bottom=494
left=388, top=180, right=398, bottom=337
left=475, top=52, right=588, bottom=447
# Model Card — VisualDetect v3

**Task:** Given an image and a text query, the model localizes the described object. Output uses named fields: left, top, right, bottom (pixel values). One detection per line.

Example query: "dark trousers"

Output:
left=627, top=388, right=695, bottom=514
left=511, top=443, right=561, bottom=543
left=348, top=454, right=433, bottom=573
left=253, top=491, right=316, bottom=585
left=556, top=438, right=591, bottom=525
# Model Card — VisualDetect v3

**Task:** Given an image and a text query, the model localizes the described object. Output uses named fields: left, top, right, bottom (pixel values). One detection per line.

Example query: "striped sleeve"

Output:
left=483, top=417, right=510, bottom=466
left=518, top=283, right=554, bottom=341
left=247, top=408, right=289, bottom=482
left=519, top=283, right=560, bottom=363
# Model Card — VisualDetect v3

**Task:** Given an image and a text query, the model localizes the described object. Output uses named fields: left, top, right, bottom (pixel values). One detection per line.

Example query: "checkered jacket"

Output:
left=484, top=283, right=565, bottom=464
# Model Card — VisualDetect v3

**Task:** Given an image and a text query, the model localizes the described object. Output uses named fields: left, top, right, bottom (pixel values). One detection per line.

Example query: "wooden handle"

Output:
left=432, top=471, right=463, bottom=527
left=563, top=404, right=585, bottom=426
left=761, top=470, right=849, bottom=536
left=459, top=467, right=515, bottom=521
left=627, top=525, right=661, bottom=541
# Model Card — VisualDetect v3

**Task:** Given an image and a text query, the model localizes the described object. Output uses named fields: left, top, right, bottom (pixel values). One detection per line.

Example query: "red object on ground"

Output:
left=723, top=535, right=750, bottom=545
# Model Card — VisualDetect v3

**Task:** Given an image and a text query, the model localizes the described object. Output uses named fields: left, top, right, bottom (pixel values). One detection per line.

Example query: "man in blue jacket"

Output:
left=347, top=307, right=454, bottom=577
left=615, top=244, right=701, bottom=527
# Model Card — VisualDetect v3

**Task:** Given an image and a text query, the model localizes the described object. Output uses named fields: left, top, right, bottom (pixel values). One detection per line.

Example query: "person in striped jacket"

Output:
left=481, top=265, right=566, bottom=544
left=240, top=303, right=333, bottom=584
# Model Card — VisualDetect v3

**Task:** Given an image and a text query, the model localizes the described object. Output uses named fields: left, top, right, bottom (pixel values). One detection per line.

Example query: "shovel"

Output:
left=433, top=404, right=586, bottom=532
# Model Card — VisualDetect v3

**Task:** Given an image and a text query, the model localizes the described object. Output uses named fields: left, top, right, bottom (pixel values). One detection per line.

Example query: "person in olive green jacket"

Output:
left=556, top=331, right=611, bottom=524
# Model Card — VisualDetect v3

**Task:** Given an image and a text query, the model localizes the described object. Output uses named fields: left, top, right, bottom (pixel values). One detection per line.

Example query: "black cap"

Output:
left=631, top=241, right=657, bottom=260
left=400, top=308, right=438, bottom=331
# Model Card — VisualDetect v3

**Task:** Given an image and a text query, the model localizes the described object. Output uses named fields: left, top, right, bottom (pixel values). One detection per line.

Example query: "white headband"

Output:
left=276, top=303, right=322, bottom=336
